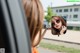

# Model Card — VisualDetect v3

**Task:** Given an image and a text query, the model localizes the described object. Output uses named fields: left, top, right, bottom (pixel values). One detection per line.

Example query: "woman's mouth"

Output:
left=56, top=25, right=59, bottom=27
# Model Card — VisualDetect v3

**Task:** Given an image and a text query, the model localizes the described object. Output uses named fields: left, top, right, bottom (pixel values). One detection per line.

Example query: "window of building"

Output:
left=64, top=9, right=68, bottom=12
left=56, top=10, right=58, bottom=12
left=62, top=16, right=67, bottom=20
left=70, top=8, right=72, bottom=12
left=73, top=14, right=78, bottom=18
left=74, top=8, right=79, bottom=12
left=59, top=9, right=62, bottom=12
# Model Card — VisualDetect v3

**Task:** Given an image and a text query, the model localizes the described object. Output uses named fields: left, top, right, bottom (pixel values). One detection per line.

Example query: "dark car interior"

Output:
left=0, top=0, right=31, bottom=53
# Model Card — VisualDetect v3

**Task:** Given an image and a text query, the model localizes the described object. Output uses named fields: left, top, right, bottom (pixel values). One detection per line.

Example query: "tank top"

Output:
left=32, top=47, right=39, bottom=53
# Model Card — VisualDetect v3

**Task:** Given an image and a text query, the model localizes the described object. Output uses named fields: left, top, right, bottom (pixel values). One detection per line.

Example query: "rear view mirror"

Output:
left=51, top=16, right=67, bottom=36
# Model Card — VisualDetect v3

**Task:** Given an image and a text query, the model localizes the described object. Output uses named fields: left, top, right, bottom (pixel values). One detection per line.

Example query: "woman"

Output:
left=51, top=16, right=67, bottom=35
left=22, top=0, right=46, bottom=53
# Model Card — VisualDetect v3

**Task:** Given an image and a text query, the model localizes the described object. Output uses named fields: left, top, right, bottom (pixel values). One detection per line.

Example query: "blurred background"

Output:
left=38, top=0, right=80, bottom=53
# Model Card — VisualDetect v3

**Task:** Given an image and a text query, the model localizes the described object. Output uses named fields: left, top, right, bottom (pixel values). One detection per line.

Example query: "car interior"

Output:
left=0, top=0, right=31, bottom=53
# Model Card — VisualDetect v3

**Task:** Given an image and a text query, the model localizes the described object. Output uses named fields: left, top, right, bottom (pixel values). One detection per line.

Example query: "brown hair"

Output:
left=51, top=16, right=66, bottom=26
left=51, top=16, right=66, bottom=35
left=22, top=0, right=44, bottom=47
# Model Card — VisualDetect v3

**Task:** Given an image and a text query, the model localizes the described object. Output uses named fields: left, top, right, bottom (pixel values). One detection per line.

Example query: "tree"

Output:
left=45, top=6, right=56, bottom=23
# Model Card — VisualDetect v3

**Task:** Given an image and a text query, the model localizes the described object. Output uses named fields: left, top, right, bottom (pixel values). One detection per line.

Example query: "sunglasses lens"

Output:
left=56, top=20, right=60, bottom=23
left=52, top=19, right=60, bottom=26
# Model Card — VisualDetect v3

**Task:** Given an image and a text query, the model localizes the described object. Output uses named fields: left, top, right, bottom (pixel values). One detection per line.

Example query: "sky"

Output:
left=40, top=0, right=80, bottom=11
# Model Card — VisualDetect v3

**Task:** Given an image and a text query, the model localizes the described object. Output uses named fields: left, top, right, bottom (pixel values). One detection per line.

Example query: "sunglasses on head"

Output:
left=52, top=19, right=60, bottom=26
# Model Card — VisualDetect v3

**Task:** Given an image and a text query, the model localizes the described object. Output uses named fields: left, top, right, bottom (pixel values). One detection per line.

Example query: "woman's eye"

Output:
left=56, top=20, right=60, bottom=23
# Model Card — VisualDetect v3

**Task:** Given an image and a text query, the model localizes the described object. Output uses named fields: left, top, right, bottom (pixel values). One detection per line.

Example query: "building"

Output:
left=51, top=4, right=80, bottom=21
left=51, top=4, right=80, bottom=30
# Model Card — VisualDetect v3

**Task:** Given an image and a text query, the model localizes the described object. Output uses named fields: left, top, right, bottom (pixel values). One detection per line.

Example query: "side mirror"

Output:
left=51, top=16, right=67, bottom=36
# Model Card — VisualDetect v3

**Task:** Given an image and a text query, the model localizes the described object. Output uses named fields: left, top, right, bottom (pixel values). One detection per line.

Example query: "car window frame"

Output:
left=0, top=0, right=31, bottom=53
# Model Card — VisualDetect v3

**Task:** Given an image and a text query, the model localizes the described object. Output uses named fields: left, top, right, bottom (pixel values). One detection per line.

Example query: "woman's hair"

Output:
left=51, top=16, right=66, bottom=35
left=22, top=0, right=44, bottom=46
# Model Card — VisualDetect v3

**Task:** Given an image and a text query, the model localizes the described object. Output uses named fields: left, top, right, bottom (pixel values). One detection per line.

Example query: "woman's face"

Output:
left=52, top=17, right=62, bottom=30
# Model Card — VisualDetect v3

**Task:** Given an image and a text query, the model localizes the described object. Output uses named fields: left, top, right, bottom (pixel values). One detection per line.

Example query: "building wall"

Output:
left=52, top=5, right=80, bottom=21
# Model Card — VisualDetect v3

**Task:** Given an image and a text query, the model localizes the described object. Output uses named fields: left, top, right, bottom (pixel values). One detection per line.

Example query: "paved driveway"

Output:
left=43, top=29, right=80, bottom=43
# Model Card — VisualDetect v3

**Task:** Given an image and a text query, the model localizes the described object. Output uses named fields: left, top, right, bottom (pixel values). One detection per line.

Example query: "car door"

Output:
left=0, top=0, right=31, bottom=53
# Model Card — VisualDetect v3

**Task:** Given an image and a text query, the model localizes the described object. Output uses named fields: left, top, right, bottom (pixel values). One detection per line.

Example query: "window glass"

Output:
left=59, top=9, right=62, bottom=12
left=73, top=14, right=78, bottom=18
left=56, top=10, right=58, bottom=12
left=74, top=8, right=79, bottom=12
left=70, top=8, right=72, bottom=12
left=64, top=9, right=68, bottom=12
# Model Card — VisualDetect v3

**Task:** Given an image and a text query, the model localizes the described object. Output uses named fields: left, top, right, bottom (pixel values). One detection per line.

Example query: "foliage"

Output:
left=45, top=6, right=56, bottom=23
left=40, top=42, right=80, bottom=53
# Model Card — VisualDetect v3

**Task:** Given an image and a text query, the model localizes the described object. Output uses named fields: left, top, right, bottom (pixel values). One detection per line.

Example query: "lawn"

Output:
left=40, top=41, right=80, bottom=53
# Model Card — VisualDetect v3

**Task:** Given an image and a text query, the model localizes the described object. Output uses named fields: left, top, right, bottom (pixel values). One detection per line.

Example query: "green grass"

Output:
left=39, top=42, right=80, bottom=53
